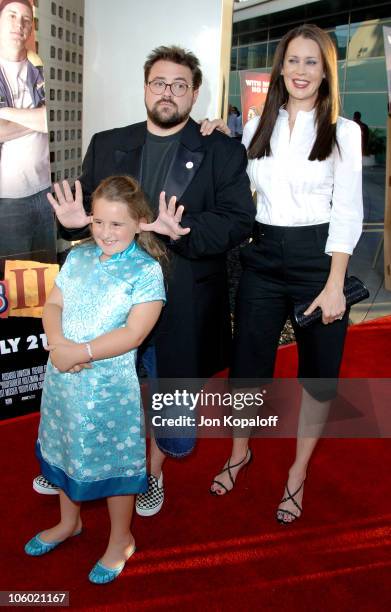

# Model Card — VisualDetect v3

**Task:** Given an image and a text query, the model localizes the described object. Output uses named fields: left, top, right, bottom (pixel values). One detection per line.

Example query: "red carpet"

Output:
left=274, top=315, right=391, bottom=378
left=1, top=316, right=391, bottom=610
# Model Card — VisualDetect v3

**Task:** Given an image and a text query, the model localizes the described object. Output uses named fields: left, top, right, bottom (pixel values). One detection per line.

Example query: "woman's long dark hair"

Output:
left=248, top=24, right=340, bottom=162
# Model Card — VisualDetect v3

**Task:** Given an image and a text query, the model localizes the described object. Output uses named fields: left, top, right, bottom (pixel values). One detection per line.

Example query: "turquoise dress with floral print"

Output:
left=36, top=241, right=165, bottom=501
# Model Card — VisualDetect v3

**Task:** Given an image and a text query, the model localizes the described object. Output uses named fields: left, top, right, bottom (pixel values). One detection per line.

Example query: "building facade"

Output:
left=230, top=0, right=390, bottom=136
left=33, top=0, right=84, bottom=186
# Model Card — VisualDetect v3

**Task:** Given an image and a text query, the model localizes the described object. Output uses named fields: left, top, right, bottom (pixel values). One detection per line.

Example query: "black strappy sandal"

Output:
left=276, top=481, right=304, bottom=524
left=210, top=448, right=253, bottom=496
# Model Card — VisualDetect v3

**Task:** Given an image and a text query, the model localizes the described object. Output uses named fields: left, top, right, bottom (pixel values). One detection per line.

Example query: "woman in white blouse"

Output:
left=208, top=24, right=363, bottom=523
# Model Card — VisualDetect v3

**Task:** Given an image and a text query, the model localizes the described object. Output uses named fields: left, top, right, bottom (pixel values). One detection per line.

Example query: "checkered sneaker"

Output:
left=135, top=472, right=164, bottom=516
left=33, top=475, right=59, bottom=495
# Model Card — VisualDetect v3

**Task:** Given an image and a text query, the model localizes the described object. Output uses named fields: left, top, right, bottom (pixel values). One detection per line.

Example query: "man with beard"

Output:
left=33, top=45, right=255, bottom=516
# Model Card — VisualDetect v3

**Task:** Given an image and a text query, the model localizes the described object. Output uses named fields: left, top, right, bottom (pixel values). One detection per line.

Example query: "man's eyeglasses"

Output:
left=147, top=79, right=193, bottom=97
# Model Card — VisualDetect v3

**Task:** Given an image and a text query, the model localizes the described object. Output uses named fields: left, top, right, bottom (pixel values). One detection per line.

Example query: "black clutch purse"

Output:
left=293, top=276, right=369, bottom=328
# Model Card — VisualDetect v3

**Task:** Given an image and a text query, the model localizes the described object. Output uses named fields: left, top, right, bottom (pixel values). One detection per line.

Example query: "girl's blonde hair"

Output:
left=91, top=175, right=167, bottom=264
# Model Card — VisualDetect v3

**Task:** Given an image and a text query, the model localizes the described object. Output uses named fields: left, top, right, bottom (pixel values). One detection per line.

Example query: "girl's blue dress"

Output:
left=36, top=241, right=166, bottom=501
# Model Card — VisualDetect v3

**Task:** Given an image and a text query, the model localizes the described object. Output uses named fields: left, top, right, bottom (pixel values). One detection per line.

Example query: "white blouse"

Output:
left=242, top=108, right=363, bottom=255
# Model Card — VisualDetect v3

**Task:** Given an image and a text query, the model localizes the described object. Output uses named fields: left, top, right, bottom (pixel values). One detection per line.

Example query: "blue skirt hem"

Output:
left=36, top=441, right=147, bottom=501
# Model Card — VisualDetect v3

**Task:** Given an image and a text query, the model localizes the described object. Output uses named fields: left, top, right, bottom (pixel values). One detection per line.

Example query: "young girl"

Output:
left=25, top=175, right=166, bottom=584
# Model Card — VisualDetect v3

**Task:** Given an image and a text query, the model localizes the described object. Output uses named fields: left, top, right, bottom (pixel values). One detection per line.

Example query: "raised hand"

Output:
left=139, top=191, right=191, bottom=241
left=199, top=118, right=231, bottom=136
left=47, top=179, right=93, bottom=228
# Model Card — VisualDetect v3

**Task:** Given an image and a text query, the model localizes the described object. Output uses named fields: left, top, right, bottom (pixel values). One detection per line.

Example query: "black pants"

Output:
left=231, top=223, right=349, bottom=400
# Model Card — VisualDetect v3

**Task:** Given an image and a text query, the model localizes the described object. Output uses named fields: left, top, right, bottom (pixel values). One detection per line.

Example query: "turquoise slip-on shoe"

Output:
left=88, top=543, right=136, bottom=584
left=24, top=529, right=82, bottom=556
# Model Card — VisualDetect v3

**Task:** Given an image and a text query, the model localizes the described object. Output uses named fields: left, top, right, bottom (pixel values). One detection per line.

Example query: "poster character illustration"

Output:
left=0, top=0, right=58, bottom=418
left=0, top=0, right=56, bottom=267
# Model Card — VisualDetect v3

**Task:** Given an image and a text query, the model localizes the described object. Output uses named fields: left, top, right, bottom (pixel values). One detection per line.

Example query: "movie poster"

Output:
left=0, top=0, right=57, bottom=418
left=239, top=70, right=270, bottom=129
